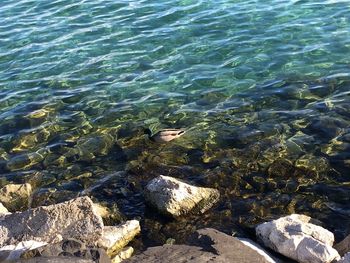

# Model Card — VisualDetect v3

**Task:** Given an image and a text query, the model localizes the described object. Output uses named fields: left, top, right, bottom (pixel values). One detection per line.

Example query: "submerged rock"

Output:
left=72, top=134, right=115, bottom=161
left=6, top=152, right=45, bottom=171
left=268, top=159, right=294, bottom=178
left=256, top=214, right=340, bottom=263
left=125, top=228, right=277, bottom=263
left=0, top=183, right=32, bottom=212
left=0, top=196, right=104, bottom=247
left=144, top=175, right=220, bottom=217
left=98, top=220, right=140, bottom=256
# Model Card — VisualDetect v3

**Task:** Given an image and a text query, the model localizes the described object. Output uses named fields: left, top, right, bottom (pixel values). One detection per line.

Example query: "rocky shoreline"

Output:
left=0, top=177, right=349, bottom=263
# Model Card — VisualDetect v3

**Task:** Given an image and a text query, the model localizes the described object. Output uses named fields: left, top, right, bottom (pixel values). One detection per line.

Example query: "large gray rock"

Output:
left=256, top=214, right=340, bottom=263
left=144, top=175, right=220, bottom=217
left=335, top=234, right=350, bottom=257
left=0, top=183, right=32, bottom=212
left=0, top=196, right=104, bottom=247
left=125, top=228, right=278, bottom=263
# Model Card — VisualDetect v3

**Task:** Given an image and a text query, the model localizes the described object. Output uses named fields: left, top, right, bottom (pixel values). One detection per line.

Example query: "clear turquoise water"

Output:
left=1, top=0, right=350, bottom=246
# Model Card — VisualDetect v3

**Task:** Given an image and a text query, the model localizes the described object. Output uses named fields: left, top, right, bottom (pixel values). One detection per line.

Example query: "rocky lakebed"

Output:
left=0, top=175, right=349, bottom=263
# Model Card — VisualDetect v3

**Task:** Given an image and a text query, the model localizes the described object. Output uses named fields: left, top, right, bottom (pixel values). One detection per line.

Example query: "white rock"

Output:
left=98, top=220, right=140, bottom=255
left=256, top=214, right=340, bottom=263
left=0, top=240, right=47, bottom=261
left=144, top=175, right=220, bottom=217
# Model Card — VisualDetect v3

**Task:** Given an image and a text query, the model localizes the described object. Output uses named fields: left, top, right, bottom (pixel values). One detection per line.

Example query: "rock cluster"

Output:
left=1, top=178, right=349, bottom=263
left=0, top=194, right=140, bottom=262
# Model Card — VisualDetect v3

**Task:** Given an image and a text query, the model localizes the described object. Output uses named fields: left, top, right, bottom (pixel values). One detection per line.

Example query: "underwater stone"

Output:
left=144, top=175, right=220, bottom=217
left=0, top=148, right=9, bottom=162
left=98, top=220, right=140, bottom=256
left=6, top=152, right=45, bottom=171
left=295, top=154, right=330, bottom=174
left=306, top=116, right=348, bottom=140
left=0, top=196, right=104, bottom=247
left=74, top=134, right=115, bottom=161
left=43, top=153, right=67, bottom=168
left=0, top=183, right=32, bottom=212
left=256, top=214, right=340, bottom=263
left=268, top=159, right=294, bottom=178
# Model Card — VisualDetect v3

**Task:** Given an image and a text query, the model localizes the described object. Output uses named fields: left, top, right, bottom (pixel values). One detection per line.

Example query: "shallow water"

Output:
left=1, top=0, right=350, bottom=248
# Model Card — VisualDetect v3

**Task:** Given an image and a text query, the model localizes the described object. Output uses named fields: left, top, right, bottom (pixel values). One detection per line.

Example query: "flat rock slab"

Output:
left=144, top=175, right=220, bottom=217
left=0, top=196, right=104, bottom=247
left=125, top=228, right=277, bottom=263
left=256, top=214, right=340, bottom=263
